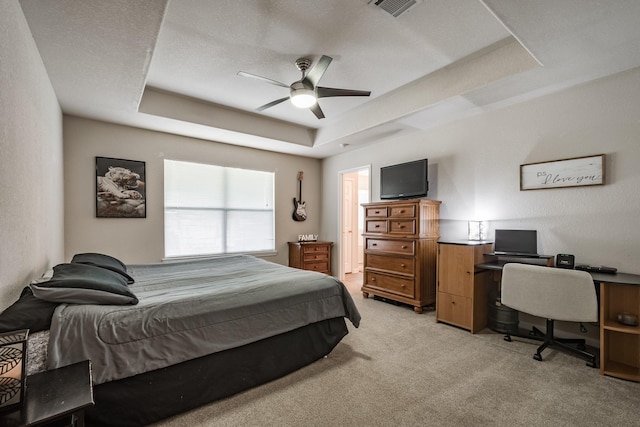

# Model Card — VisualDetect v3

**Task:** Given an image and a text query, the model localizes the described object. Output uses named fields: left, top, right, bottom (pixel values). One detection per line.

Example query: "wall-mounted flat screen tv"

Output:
left=380, top=159, right=428, bottom=200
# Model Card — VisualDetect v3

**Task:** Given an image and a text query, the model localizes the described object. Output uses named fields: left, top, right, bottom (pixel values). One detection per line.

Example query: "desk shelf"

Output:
left=602, top=320, right=640, bottom=335
left=600, top=283, right=640, bottom=382
left=601, top=360, right=640, bottom=382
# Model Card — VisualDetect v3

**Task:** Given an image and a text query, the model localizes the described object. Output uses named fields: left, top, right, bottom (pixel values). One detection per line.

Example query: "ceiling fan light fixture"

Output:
left=239, top=55, right=370, bottom=118
left=290, top=88, right=317, bottom=108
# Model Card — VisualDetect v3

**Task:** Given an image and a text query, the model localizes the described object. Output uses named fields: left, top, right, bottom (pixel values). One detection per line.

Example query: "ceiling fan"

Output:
left=237, top=55, right=371, bottom=119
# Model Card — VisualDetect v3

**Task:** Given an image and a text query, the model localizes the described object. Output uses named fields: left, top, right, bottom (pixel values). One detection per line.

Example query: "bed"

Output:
left=0, top=254, right=361, bottom=426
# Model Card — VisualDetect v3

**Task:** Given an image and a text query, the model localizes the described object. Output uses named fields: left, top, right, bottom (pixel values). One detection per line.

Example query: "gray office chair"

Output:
left=500, top=263, right=598, bottom=368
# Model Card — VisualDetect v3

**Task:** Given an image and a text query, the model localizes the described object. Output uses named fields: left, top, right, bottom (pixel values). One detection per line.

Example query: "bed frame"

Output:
left=86, top=317, right=349, bottom=426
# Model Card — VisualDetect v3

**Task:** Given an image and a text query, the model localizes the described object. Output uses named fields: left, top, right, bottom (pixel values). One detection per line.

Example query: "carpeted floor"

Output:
left=152, top=284, right=639, bottom=427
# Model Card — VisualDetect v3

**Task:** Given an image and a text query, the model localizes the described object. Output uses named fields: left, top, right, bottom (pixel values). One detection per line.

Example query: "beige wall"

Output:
left=63, top=117, right=322, bottom=265
left=323, top=68, right=640, bottom=277
left=0, top=1, right=64, bottom=310
left=322, top=68, right=640, bottom=345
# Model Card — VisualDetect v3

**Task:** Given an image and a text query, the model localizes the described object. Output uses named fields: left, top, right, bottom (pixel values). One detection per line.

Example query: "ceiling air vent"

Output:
left=372, top=0, right=422, bottom=17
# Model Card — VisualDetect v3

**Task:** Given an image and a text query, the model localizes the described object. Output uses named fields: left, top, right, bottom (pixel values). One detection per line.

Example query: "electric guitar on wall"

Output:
left=292, top=171, right=307, bottom=221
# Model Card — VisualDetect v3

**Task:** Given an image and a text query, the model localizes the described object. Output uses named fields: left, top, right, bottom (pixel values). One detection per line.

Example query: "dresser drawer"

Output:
left=365, top=271, right=415, bottom=298
left=366, top=254, right=414, bottom=276
left=389, top=219, right=416, bottom=235
left=304, top=260, right=330, bottom=273
left=366, top=207, right=388, bottom=218
left=303, top=252, right=328, bottom=262
left=389, top=205, right=416, bottom=218
left=303, top=244, right=329, bottom=254
left=366, top=220, right=388, bottom=234
left=366, top=239, right=415, bottom=255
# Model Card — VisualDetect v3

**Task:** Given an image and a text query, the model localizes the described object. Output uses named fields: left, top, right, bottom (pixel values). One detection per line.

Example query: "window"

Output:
left=164, top=160, right=275, bottom=258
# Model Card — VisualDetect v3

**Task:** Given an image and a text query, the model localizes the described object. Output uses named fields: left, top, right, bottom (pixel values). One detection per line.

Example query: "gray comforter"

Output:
left=47, top=255, right=361, bottom=384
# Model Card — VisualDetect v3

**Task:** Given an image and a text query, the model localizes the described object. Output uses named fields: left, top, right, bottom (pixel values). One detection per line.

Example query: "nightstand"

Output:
left=288, top=241, right=333, bottom=275
left=0, top=360, right=94, bottom=427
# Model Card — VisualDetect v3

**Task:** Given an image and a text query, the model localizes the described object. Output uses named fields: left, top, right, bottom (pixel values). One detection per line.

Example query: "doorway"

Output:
left=339, top=166, right=370, bottom=289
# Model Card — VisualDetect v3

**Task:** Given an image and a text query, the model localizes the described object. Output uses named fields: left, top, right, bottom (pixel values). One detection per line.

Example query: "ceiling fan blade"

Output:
left=237, top=71, right=290, bottom=88
left=309, top=103, right=325, bottom=119
left=317, top=87, right=371, bottom=98
left=257, top=97, right=289, bottom=111
left=302, top=55, right=332, bottom=87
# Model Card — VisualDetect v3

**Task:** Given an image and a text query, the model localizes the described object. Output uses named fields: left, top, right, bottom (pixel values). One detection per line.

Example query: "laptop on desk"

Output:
left=493, top=229, right=539, bottom=257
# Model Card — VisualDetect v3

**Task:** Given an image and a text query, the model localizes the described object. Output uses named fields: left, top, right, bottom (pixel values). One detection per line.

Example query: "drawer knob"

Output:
left=402, top=245, right=407, bottom=249
left=400, top=263, right=406, bottom=268
left=375, top=210, right=380, bottom=214
left=372, top=243, right=378, bottom=247
left=451, top=301, right=456, bottom=305
left=371, top=277, right=376, bottom=281
left=375, top=225, right=380, bottom=228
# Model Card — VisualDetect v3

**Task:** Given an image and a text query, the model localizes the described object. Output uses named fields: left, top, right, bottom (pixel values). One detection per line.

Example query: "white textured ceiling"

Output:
left=19, top=0, right=640, bottom=158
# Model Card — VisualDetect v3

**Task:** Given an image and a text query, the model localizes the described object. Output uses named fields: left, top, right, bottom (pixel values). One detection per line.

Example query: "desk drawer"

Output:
left=366, top=239, right=415, bottom=255
left=366, top=254, right=414, bottom=276
left=437, top=292, right=471, bottom=329
left=365, top=271, right=415, bottom=298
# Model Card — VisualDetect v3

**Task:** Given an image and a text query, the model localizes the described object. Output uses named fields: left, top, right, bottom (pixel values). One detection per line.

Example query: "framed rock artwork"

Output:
left=96, top=156, right=146, bottom=218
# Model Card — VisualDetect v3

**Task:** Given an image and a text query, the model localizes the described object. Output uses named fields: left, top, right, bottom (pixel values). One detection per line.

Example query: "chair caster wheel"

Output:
left=504, top=335, right=512, bottom=342
left=533, top=353, right=542, bottom=362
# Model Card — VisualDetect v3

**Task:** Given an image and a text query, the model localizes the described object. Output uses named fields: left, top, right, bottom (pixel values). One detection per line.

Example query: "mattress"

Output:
left=47, top=255, right=361, bottom=384
left=26, top=330, right=49, bottom=376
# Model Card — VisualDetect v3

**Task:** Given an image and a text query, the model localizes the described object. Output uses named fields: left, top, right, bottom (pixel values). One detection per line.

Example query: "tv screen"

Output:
left=380, top=159, right=428, bottom=200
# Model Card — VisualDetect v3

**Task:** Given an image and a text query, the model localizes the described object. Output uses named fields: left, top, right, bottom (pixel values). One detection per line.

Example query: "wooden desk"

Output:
left=477, top=261, right=640, bottom=382
left=436, top=241, right=495, bottom=333
left=0, top=360, right=94, bottom=427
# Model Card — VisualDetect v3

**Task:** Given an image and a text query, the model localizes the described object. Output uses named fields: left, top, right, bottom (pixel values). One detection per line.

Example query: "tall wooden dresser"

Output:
left=288, top=241, right=332, bottom=275
left=361, top=199, right=441, bottom=313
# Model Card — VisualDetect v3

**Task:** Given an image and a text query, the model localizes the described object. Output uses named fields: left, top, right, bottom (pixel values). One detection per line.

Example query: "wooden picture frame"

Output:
left=520, top=154, right=605, bottom=191
left=96, top=156, right=146, bottom=218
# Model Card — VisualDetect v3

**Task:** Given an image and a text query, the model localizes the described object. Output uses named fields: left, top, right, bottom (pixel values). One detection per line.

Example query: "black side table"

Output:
left=0, top=360, right=94, bottom=427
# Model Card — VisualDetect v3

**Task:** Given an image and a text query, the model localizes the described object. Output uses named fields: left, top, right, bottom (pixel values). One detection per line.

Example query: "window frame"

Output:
left=163, top=159, right=276, bottom=259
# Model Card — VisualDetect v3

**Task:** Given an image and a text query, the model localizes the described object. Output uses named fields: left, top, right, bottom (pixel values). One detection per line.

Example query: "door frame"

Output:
left=337, top=165, right=371, bottom=281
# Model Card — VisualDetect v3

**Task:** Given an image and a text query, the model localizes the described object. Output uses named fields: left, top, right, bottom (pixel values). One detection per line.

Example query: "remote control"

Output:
left=575, top=264, right=617, bottom=274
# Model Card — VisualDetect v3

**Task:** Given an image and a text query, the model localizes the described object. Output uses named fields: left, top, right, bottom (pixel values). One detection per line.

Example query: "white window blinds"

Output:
left=164, top=160, right=275, bottom=258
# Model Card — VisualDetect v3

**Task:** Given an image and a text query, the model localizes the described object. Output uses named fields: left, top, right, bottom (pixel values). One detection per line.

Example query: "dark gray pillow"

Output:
left=30, top=263, right=138, bottom=305
left=71, top=252, right=134, bottom=284
left=0, top=287, right=59, bottom=333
